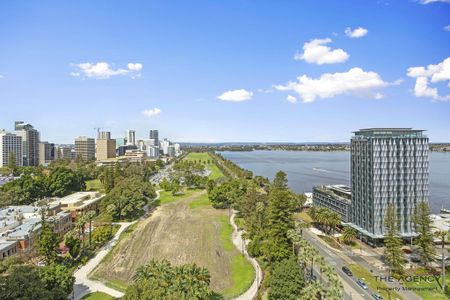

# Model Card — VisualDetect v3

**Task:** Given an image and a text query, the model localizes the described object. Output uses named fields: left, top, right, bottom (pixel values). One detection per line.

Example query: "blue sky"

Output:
left=0, top=0, right=449, bottom=143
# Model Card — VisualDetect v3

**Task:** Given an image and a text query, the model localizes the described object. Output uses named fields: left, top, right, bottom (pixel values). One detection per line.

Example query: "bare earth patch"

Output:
left=91, top=190, right=238, bottom=294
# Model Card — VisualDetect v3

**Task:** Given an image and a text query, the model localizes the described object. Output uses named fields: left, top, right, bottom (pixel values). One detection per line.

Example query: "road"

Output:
left=230, top=210, right=263, bottom=300
left=303, top=229, right=422, bottom=300
left=302, top=229, right=373, bottom=300
left=72, top=222, right=134, bottom=300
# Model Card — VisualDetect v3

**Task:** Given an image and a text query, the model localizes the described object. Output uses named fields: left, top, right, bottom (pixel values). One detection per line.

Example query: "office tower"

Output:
left=149, top=130, right=159, bottom=146
left=168, top=145, right=176, bottom=157
left=126, top=130, right=136, bottom=146
left=174, top=143, right=181, bottom=155
left=143, top=139, right=159, bottom=159
left=349, top=128, right=429, bottom=242
left=0, top=130, right=23, bottom=168
left=96, top=132, right=116, bottom=160
left=14, top=121, right=40, bottom=166
left=98, top=131, right=111, bottom=140
left=39, top=142, right=56, bottom=165
left=74, top=136, right=95, bottom=161
left=56, top=146, right=72, bottom=160
left=160, top=138, right=170, bottom=155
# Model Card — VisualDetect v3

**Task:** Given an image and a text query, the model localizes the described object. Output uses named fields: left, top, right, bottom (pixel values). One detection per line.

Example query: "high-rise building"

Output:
left=75, top=136, right=95, bottom=161
left=126, top=130, right=136, bottom=146
left=168, top=145, right=176, bottom=157
left=56, top=146, right=72, bottom=160
left=349, top=128, right=429, bottom=242
left=39, top=142, right=56, bottom=165
left=96, top=132, right=116, bottom=160
left=0, top=130, right=23, bottom=168
left=98, top=131, right=111, bottom=140
left=160, top=138, right=170, bottom=155
left=143, top=139, right=159, bottom=159
left=149, top=130, right=159, bottom=146
left=14, top=121, right=40, bottom=166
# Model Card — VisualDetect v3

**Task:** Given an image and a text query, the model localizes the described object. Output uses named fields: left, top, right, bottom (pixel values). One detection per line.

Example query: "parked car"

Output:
left=342, top=266, right=353, bottom=276
left=372, top=293, right=384, bottom=300
left=357, top=279, right=368, bottom=290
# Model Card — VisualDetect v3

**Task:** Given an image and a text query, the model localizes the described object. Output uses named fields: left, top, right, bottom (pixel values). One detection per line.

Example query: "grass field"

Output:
left=81, top=292, right=114, bottom=300
left=348, top=264, right=403, bottom=300
left=159, top=188, right=202, bottom=205
left=403, top=268, right=450, bottom=300
left=188, top=192, right=212, bottom=209
left=86, top=179, right=104, bottom=193
left=184, top=152, right=224, bottom=180
left=91, top=190, right=254, bottom=299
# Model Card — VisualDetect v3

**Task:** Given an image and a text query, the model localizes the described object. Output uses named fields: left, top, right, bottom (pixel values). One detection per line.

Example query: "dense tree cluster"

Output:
left=0, top=257, right=74, bottom=300
left=124, top=259, right=221, bottom=300
left=309, top=206, right=341, bottom=235
left=209, top=152, right=253, bottom=179
left=101, top=176, right=156, bottom=221
left=0, top=165, right=87, bottom=206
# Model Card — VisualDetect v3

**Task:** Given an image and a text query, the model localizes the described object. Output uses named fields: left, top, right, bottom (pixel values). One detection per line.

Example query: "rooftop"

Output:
left=353, top=128, right=427, bottom=139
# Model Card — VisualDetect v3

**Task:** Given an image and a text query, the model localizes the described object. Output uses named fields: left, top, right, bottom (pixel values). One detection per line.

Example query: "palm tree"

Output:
left=435, top=230, right=449, bottom=293
left=75, top=215, right=87, bottom=249
left=300, top=280, right=323, bottom=300
left=342, top=226, right=358, bottom=245
left=86, top=210, right=96, bottom=248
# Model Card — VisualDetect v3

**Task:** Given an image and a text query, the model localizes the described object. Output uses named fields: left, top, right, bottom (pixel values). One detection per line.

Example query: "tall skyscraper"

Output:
left=75, top=136, right=95, bottom=161
left=39, top=141, right=56, bottom=165
left=0, top=130, right=23, bottom=168
left=96, top=131, right=116, bottom=160
left=126, top=130, right=136, bottom=146
left=349, top=128, right=429, bottom=242
left=149, top=130, right=159, bottom=145
left=14, top=121, right=40, bottom=166
left=56, top=146, right=72, bottom=160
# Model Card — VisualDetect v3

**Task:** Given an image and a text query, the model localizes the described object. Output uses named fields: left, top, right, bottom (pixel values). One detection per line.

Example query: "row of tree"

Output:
left=206, top=152, right=341, bottom=299
left=124, top=259, right=222, bottom=299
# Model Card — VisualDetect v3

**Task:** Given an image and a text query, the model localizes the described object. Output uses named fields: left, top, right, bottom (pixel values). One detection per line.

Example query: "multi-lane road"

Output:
left=302, top=230, right=374, bottom=299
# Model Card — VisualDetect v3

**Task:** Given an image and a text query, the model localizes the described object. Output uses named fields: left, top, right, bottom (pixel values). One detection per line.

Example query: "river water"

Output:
left=219, top=150, right=450, bottom=213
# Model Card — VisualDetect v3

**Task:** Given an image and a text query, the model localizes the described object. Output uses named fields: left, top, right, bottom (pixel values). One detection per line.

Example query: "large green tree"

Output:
left=38, top=212, right=59, bottom=264
left=263, top=171, right=297, bottom=262
left=46, top=166, right=86, bottom=197
left=412, top=201, right=435, bottom=267
left=384, top=204, right=405, bottom=275
left=39, top=264, right=75, bottom=298
left=102, top=176, right=156, bottom=220
left=268, top=258, right=304, bottom=300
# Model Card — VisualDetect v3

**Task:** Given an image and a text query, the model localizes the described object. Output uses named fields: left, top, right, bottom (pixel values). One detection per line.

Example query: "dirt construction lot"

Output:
left=91, top=190, right=250, bottom=296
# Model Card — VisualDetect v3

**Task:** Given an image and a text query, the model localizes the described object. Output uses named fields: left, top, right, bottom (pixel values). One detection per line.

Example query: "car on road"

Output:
left=356, top=279, right=368, bottom=290
left=342, top=266, right=353, bottom=276
left=372, top=293, right=384, bottom=300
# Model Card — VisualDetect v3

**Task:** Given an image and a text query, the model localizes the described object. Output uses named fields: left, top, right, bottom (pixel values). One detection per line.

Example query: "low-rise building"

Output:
left=312, top=184, right=352, bottom=222
left=49, top=191, right=104, bottom=221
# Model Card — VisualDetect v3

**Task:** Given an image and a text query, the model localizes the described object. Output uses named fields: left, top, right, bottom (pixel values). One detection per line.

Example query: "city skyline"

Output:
left=1, top=1, right=450, bottom=143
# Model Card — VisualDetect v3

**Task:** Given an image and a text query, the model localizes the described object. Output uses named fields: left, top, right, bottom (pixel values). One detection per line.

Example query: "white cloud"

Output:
left=0, top=74, right=3, bottom=79
left=217, top=89, right=253, bottom=102
left=295, top=38, right=349, bottom=65
left=286, top=95, right=298, bottom=104
left=444, top=25, right=450, bottom=31
left=71, top=62, right=143, bottom=79
left=419, top=0, right=450, bottom=4
left=407, top=57, right=450, bottom=101
left=142, top=107, right=162, bottom=117
left=344, top=27, right=368, bottom=38
left=274, top=67, right=392, bottom=103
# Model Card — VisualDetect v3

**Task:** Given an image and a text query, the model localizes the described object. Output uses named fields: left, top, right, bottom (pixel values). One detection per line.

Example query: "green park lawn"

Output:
left=158, top=188, right=202, bottom=205
left=86, top=179, right=104, bottom=193
left=217, top=215, right=255, bottom=298
left=188, top=192, right=212, bottom=209
left=81, top=292, right=114, bottom=300
left=184, top=152, right=224, bottom=180
left=348, top=264, right=403, bottom=300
